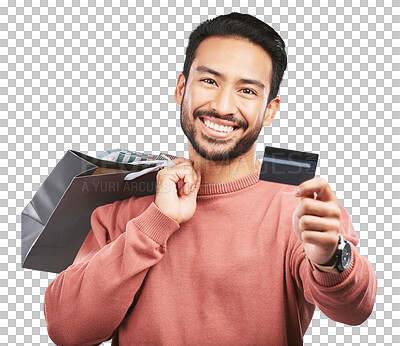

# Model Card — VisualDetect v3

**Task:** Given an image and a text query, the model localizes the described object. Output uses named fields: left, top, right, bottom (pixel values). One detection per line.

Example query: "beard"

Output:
left=179, top=92, right=264, bottom=165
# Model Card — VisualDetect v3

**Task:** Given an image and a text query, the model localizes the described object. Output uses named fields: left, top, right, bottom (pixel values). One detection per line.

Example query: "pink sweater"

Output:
left=44, top=169, right=377, bottom=345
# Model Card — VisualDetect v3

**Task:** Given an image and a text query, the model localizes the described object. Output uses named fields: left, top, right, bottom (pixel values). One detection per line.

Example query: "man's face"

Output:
left=176, top=36, right=277, bottom=164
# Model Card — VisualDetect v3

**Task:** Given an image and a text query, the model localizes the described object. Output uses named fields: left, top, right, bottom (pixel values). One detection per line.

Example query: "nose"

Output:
left=210, top=87, right=237, bottom=116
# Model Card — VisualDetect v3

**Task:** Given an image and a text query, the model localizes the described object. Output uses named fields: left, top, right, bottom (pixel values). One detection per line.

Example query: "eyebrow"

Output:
left=195, top=65, right=265, bottom=90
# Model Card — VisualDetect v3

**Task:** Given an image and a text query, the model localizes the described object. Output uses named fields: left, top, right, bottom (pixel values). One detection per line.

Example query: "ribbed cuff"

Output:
left=127, top=202, right=180, bottom=247
left=311, top=244, right=356, bottom=287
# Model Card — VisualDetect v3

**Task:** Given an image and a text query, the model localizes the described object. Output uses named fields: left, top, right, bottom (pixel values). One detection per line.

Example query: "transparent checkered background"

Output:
left=1, top=0, right=399, bottom=344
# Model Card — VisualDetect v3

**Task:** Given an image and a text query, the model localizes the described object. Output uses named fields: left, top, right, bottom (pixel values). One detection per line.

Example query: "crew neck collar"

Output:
left=197, top=165, right=261, bottom=196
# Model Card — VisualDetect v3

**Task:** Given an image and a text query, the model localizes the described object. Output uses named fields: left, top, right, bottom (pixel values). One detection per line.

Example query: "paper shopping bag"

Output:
left=21, top=149, right=177, bottom=273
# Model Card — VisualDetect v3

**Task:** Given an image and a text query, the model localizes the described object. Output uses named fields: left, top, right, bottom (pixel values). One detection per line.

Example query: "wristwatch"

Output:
left=312, top=234, right=352, bottom=274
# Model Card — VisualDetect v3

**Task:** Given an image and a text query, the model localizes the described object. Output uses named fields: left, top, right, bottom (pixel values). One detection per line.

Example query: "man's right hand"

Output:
left=154, top=157, right=201, bottom=225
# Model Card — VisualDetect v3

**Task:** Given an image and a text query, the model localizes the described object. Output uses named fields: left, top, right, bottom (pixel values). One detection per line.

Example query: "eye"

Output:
left=201, top=78, right=216, bottom=85
left=241, top=88, right=257, bottom=95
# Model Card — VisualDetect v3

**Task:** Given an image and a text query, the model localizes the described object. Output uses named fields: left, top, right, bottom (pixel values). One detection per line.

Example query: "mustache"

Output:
left=193, top=109, right=247, bottom=129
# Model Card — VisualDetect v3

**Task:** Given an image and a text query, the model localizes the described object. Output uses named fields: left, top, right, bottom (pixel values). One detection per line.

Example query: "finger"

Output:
left=161, top=160, right=199, bottom=195
left=162, top=162, right=196, bottom=187
left=298, top=192, right=317, bottom=201
left=176, top=179, right=184, bottom=193
left=174, top=162, right=198, bottom=195
left=295, top=177, right=337, bottom=202
left=183, top=168, right=198, bottom=194
left=298, top=214, right=341, bottom=233
left=295, top=198, right=341, bottom=218
left=177, top=182, right=186, bottom=197
left=158, top=160, right=189, bottom=181
left=172, top=157, right=191, bottom=165
left=195, top=169, right=201, bottom=188
left=188, top=169, right=201, bottom=194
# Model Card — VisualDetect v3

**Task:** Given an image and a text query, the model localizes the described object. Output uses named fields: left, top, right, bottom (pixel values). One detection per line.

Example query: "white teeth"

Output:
left=204, top=119, right=235, bottom=133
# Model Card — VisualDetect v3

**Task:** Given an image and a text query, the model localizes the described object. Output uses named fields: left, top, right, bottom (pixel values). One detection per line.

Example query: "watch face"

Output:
left=341, top=242, right=352, bottom=269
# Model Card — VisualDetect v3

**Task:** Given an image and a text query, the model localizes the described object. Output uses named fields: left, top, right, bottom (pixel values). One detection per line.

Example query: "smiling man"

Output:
left=178, top=26, right=281, bottom=183
left=44, top=13, right=377, bottom=345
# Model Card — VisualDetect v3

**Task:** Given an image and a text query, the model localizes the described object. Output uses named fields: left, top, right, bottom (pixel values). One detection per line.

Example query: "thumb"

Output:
left=188, top=169, right=201, bottom=196
left=172, top=157, right=191, bottom=165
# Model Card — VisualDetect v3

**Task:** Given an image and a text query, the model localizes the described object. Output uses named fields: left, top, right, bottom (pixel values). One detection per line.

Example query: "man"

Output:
left=44, top=13, right=377, bottom=345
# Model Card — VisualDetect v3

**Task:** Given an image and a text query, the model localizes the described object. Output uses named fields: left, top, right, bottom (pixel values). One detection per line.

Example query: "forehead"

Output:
left=191, top=36, right=272, bottom=87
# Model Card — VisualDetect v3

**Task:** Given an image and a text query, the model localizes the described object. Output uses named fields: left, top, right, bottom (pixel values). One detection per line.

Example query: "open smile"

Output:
left=199, top=117, right=241, bottom=139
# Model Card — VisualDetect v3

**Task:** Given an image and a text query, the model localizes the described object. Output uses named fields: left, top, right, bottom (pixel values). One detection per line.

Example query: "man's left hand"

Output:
left=292, top=177, right=341, bottom=266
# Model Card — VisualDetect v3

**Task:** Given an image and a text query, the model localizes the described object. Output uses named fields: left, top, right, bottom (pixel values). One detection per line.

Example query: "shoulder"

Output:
left=91, top=195, right=155, bottom=236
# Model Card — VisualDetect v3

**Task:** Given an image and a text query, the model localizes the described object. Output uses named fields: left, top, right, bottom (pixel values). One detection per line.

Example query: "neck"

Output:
left=188, top=145, right=261, bottom=184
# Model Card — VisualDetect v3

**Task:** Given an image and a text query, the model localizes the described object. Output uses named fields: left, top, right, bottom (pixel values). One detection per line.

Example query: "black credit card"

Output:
left=259, top=146, right=319, bottom=186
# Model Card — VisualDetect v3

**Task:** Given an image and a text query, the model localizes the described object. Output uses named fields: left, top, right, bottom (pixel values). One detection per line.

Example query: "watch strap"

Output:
left=302, top=247, right=341, bottom=274
left=312, top=262, right=341, bottom=274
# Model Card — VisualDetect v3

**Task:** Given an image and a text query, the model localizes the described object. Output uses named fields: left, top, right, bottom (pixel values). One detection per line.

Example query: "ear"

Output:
left=174, top=72, right=186, bottom=105
left=262, top=96, right=280, bottom=127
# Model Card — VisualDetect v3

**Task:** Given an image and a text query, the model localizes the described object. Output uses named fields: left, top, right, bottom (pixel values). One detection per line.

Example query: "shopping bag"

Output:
left=21, top=149, right=177, bottom=273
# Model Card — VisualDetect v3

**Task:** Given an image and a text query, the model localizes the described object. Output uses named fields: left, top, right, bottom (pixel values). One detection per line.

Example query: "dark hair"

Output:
left=183, top=12, right=287, bottom=105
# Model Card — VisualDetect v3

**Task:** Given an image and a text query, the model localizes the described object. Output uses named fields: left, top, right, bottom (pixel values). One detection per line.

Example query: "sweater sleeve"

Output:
left=44, top=199, right=180, bottom=346
left=289, top=203, right=378, bottom=325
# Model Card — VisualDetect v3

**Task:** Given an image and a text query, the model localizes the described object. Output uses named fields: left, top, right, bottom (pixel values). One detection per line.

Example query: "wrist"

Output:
left=317, top=248, right=339, bottom=267
left=302, top=247, right=340, bottom=274
left=303, top=235, right=352, bottom=275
